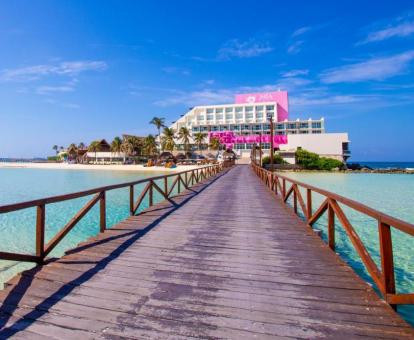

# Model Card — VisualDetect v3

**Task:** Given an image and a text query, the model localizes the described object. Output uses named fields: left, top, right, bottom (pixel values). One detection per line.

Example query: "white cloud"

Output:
left=36, top=85, right=75, bottom=95
left=281, top=69, right=309, bottom=77
left=292, top=26, right=311, bottom=37
left=217, top=39, right=273, bottom=60
left=320, top=51, right=414, bottom=83
left=0, top=60, right=107, bottom=82
left=287, top=41, right=304, bottom=54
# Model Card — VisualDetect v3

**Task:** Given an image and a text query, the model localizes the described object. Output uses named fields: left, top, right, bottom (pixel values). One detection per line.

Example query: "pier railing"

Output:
left=0, top=160, right=234, bottom=264
left=252, top=162, right=414, bottom=308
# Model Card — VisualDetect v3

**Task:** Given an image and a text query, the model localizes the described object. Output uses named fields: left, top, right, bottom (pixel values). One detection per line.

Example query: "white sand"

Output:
left=0, top=162, right=204, bottom=172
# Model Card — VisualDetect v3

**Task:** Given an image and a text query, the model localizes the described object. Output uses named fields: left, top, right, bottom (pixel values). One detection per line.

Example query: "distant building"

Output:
left=170, top=91, right=350, bottom=162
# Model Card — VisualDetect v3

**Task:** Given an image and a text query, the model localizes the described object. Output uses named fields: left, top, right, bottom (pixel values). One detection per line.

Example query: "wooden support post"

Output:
left=164, top=177, right=168, bottom=196
left=178, top=175, right=181, bottom=193
left=36, top=204, right=45, bottom=262
left=129, top=185, right=134, bottom=215
left=379, top=221, right=397, bottom=309
left=149, top=182, right=153, bottom=206
left=274, top=177, right=278, bottom=195
left=282, top=179, right=286, bottom=197
left=328, top=202, right=335, bottom=250
left=185, top=172, right=188, bottom=187
left=307, top=189, right=312, bottom=221
left=100, top=191, right=106, bottom=233
left=293, top=189, right=298, bottom=214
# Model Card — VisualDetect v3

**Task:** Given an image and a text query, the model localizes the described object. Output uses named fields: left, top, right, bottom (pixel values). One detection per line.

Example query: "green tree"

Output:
left=88, top=140, right=101, bottom=163
left=78, top=142, right=86, bottom=149
left=150, top=116, right=165, bottom=149
left=295, top=149, right=343, bottom=170
left=111, top=137, right=122, bottom=154
left=194, top=132, right=206, bottom=151
left=52, top=145, right=58, bottom=155
left=178, top=127, right=191, bottom=152
left=209, top=137, right=221, bottom=151
left=143, top=134, right=157, bottom=156
left=161, top=127, right=175, bottom=152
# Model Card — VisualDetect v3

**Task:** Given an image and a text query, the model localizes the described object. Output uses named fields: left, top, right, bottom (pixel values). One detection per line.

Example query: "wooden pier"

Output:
left=0, top=164, right=413, bottom=338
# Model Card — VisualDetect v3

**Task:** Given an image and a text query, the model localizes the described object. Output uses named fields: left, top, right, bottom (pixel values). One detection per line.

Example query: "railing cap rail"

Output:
left=0, top=164, right=217, bottom=214
left=253, top=163, right=414, bottom=236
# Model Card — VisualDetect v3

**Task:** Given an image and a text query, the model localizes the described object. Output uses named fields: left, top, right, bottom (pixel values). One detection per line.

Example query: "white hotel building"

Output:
left=169, top=91, right=350, bottom=163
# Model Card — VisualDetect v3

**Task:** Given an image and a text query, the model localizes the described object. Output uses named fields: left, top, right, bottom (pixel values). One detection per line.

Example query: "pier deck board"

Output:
left=0, top=165, right=413, bottom=338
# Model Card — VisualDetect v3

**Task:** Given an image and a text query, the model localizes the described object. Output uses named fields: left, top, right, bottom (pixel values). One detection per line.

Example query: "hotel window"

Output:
left=287, top=123, right=296, bottom=129
left=216, top=113, right=223, bottom=120
left=206, top=108, right=214, bottom=114
left=219, top=125, right=228, bottom=131
left=266, top=105, right=275, bottom=111
left=300, top=122, right=309, bottom=129
left=263, top=143, right=270, bottom=149
left=200, top=126, right=208, bottom=132
left=225, top=113, right=233, bottom=120
left=254, top=124, right=262, bottom=131
left=230, top=125, right=240, bottom=131
left=211, top=126, right=219, bottom=131
left=255, top=105, right=264, bottom=111
left=245, top=112, right=253, bottom=119
left=242, top=125, right=250, bottom=131
left=215, top=108, right=223, bottom=113
left=246, top=106, right=253, bottom=112
left=276, top=131, right=286, bottom=135
left=312, top=122, right=322, bottom=129
left=312, top=130, right=322, bottom=134
left=256, top=112, right=263, bottom=119
left=236, top=112, right=243, bottom=119
left=192, top=126, right=200, bottom=132
left=276, top=124, right=284, bottom=130
left=245, top=143, right=253, bottom=149
left=225, top=107, right=233, bottom=113
left=235, top=143, right=246, bottom=149
left=235, top=107, right=243, bottom=113
left=198, top=115, right=205, bottom=120
left=206, top=114, right=214, bottom=121
left=300, top=130, right=309, bottom=134
left=263, top=124, right=270, bottom=130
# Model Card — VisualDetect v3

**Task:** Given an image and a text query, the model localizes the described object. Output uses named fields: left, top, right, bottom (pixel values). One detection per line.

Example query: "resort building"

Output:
left=169, top=91, right=350, bottom=162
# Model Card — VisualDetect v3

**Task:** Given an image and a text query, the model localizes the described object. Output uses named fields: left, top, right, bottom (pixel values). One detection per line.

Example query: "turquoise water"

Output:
left=0, top=168, right=176, bottom=286
left=283, top=172, right=414, bottom=325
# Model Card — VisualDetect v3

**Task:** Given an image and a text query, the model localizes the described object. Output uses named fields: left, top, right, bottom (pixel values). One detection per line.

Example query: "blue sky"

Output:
left=0, top=0, right=414, bottom=161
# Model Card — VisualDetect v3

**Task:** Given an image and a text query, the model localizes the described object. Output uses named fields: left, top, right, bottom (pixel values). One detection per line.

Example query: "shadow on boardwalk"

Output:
left=0, top=169, right=230, bottom=337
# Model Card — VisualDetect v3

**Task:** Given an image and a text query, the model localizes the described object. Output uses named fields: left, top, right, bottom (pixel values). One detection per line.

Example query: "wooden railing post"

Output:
left=36, top=204, right=45, bottom=262
left=293, top=189, right=298, bottom=214
left=149, top=181, right=154, bottom=206
left=328, top=201, right=335, bottom=250
left=129, top=185, right=134, bottom=215
left=164, top=177, right=168, bottom=196
left=178, top=175, right=181, bottom=193
left=282, top=179, right=286, bottom=197
left=100, top=191, right=106, bottom=233
left=378, top=221, right=396, bottom=309
left=185, top=172, right=188, bottom=187
left=307, top=189, right=312, bottom=221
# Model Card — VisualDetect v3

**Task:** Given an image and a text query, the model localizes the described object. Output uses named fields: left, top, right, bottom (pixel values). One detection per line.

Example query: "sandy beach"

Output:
left=0, top=162, right=203, bottom=172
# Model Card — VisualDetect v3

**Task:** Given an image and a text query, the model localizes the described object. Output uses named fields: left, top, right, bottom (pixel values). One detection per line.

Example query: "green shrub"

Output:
left=295, top=149, right=343, bottom=170
left=262, top=153, right=287, bottom=166
left=47, top=156, right=59, bottom=161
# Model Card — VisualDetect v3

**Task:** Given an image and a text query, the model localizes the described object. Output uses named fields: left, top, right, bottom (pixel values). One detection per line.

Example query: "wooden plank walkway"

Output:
left=0, top=165, right=412, bottom=339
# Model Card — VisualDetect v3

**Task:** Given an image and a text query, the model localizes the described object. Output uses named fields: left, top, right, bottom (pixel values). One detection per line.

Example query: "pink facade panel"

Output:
left=209, top=131, right=288, bottom=150
left=234, top=91, right=289, bottom=122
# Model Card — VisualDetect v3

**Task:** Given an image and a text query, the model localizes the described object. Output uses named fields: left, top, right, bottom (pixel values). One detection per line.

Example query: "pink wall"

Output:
left=209, top=131, right=288, bottom=150
left=234, top=91, right=289, bottom=122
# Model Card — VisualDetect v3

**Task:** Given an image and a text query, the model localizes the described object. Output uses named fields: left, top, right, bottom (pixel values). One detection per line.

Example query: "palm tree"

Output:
left=111, top=137, right=122, bottom=154
left=150, top=117, right=165, bottom=148
left=209, top=137, right=221, bottom=151
left=88, top=140, right=101, bottom=163
left=52, top=145, right=58, bottom=155
left=193, top=132, right=206, bottom=151
left=121, top=138, right=135, bottom=162
left=78, top=142, right=86, bottom=149
left=143, top=134, right=157, bottom=156
left=178, top=127, right=191, bottom=152
left=161, top=127, right=175, bottom=152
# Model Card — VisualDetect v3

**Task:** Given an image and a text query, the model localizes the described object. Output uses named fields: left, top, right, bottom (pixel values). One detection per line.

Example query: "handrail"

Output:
left=0, top=160, right=235, bottom=264
left=251, top=161, right=414, bottom=309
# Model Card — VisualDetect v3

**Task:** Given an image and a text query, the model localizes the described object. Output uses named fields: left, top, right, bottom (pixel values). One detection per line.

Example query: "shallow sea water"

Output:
left=284, top=172, right=414, bottom=325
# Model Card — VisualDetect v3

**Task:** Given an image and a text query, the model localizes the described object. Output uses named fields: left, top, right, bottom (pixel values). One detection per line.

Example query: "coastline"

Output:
left=0, top=162, right=203, bottom=172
